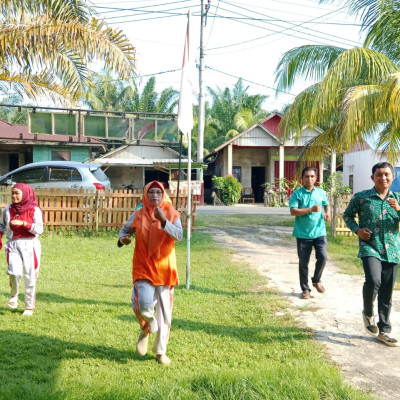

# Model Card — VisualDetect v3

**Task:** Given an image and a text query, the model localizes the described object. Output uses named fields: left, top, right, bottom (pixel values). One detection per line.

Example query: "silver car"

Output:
left=0, top=161, right=111, bottom=190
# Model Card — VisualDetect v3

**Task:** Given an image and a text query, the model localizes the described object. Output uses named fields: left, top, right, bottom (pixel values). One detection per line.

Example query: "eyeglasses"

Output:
left=148, top=190, right=163, bottom=195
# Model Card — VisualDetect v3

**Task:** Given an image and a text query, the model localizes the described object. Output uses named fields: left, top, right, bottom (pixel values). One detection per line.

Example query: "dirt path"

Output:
left=200, top=225, right=400, bottom=400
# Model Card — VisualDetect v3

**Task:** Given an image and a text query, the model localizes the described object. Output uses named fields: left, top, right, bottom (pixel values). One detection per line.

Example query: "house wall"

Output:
left=343, top=149, right=384, bottom=193
left=33, top=146, right=90, bottom=162
left=231, top=147, right=268, bottom=187
left=105, top=166, right=144, bottom=189
left=218, top=146, right=306, bottom=187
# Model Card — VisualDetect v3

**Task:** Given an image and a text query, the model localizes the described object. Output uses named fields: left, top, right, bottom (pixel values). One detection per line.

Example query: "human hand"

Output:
left=120, top=235, right=131, bottom=245
left=10, top=220, right=25, bottom=227
left=387, top=198, right=400, bottom=211
left=324, top=213, right=332, bottom=222
left=311, top=204, right=321, bottom=212
left=154, top=207, right=166, bottom=225
left=356, top=228, right=372, bottom=241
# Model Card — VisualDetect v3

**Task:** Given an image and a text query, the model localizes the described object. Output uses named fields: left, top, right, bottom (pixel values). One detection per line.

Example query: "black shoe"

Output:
left=362, top=311, right=378, bottom=337
left=377, top=332, right=399, bottom=347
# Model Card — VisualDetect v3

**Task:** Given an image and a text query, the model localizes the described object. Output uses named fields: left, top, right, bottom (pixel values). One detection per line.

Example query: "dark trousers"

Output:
left=362, top=257, right=398, bottom=333
left=296, top=236, right=328, bottom=291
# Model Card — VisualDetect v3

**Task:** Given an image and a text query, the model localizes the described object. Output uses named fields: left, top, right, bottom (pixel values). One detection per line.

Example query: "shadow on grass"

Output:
left=173, top=318, right=309, bottom=344
left=176, top=284, right=274, bottom=297
left=0, top=292, right=128, bottom=308
left=0, top=329, right=140, bottom=400
left=115, top=315, right=308, bottom=344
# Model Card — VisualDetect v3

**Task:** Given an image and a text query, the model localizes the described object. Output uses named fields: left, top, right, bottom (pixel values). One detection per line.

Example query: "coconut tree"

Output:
left=0, top=0, right=136, bottom=103
left=275, top=0, right=400, bottom=163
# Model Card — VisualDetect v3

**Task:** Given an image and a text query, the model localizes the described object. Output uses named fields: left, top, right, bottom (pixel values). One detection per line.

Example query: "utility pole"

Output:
left=197, top=0, right=210, bottom=169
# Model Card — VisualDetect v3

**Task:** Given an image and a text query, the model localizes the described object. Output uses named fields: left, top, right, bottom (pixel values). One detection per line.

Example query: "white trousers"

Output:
left=132, top=280, right=174, bottom=355
left=5, top=238, right=41, bottom=309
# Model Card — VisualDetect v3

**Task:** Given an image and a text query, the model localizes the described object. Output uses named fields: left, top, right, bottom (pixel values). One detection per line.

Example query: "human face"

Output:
left=11, top=188, right=23, bottom=204
left=302, top=170, right=317, bottom=190
left=147, top=187, right=163, bottom=207
left=371, top=167, right=394, bottom=192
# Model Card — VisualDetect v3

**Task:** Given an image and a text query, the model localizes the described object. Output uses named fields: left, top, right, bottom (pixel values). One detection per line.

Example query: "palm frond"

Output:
left=274, top=45, right=345, bottom=92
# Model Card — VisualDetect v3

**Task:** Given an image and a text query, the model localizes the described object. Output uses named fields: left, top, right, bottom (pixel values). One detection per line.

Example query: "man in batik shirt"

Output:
left=344, top=162, right=400, bottom=347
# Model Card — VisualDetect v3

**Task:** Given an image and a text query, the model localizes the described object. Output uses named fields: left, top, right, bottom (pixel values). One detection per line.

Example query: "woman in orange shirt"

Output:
left=118, top=181, right=182, bottom=365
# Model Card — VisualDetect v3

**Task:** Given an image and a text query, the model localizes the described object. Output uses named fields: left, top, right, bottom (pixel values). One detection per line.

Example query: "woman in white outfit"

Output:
left=0, top=183, right=44, bottom=316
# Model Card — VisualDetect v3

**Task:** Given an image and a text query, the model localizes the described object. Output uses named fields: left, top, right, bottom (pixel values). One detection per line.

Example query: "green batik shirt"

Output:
left=343, top=188, right=400, bottom=262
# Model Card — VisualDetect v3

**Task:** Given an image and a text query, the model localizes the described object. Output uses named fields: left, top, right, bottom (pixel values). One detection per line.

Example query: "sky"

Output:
left=90, top=0, right=366, bottom=112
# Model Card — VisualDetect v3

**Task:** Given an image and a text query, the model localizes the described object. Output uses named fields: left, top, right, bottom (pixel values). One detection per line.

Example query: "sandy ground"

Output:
left=199, top=224, right=400, bottom=400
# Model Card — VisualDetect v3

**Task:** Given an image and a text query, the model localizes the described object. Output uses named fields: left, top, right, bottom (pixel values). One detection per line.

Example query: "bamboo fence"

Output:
left=0, top=187, right=197, bottom=230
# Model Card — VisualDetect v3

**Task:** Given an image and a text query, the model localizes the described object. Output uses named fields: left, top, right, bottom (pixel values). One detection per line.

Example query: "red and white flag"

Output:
left=178, top=12, right=197, bottom=136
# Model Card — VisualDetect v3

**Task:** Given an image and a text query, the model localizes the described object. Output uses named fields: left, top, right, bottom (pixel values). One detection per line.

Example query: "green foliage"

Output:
left=212, top=175, right=242, bottom=205
left=0, top=95, right=29, bottom=124
left=262, top=179, right=301, bottom=207
left=320, top=172, right=352, bottom=198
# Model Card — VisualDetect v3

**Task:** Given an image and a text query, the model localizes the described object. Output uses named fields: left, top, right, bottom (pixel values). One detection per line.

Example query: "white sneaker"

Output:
left=136, top=331, right=149, bottom=356
left=22, top=310, right=33, bottom=316
left=156, top=354, right=171, bottom=365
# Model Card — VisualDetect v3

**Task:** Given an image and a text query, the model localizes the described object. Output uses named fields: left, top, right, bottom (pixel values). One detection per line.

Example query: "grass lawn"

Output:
left=0, top=224, right=374, bottom=400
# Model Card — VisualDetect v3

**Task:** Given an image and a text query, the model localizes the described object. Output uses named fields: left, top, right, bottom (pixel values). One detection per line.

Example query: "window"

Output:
left=232, top=166, right=242, bottom=182
left=349, top=175, right=353, bottom=191
left=49, top=167, right=82, bottom=182
left=51, top=150, right=71, bottom=161
left=12, top=168, right=47, bottom=184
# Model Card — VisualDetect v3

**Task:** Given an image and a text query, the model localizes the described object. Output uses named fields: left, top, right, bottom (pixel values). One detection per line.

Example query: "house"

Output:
left=93, top=139, right=189, bottom=190
left=203, top=113, right=324, bottom=203
left=342, top=141, right=400, bottom=193
left=0, top=119, right=107, bottom=176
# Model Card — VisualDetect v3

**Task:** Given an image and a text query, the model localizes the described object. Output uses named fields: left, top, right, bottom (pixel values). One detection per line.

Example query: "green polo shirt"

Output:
left=289, top=186, right=329, bottom=239
left=343, top=188, right=400, bottom=263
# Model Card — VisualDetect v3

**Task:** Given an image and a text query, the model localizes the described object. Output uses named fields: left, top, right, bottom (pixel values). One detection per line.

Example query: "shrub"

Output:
left=212, top=175, right=242, bottom=205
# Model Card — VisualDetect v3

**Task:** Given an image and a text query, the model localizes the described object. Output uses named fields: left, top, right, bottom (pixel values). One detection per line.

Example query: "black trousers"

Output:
left=362, top=256, right=398, bottom=334
left=296, top=236, right=328, bottom=292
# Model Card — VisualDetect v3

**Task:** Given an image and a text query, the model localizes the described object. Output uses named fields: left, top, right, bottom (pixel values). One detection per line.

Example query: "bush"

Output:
left=212, top=175, right=242, bottom=205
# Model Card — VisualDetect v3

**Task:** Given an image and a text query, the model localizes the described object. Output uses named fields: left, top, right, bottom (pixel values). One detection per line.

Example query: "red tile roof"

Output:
left=0, top=118, right=102, bottom=144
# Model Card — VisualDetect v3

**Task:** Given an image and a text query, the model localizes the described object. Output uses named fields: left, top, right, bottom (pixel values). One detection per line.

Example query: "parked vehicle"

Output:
left=0, top=161, right=111, bottom=190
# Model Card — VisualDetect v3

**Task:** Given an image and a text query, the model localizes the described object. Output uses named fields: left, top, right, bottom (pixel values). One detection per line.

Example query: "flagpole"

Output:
left=177, top=11, right=195, bottom=290
left=186, top=129, right=191, bottom=290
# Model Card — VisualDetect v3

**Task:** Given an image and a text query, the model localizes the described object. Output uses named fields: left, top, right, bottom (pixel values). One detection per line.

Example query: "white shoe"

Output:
left=7, top=298, right=18, bottom=309
left=136, top=331, right=149, bottom=356
left=156, top=354, right=171, bottom=365
left=22, top=310, right=33, bottom=316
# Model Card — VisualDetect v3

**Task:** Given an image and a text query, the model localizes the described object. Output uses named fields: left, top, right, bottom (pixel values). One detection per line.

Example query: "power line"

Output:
left=206, top=1, right=360, bottom=50
left=204, top=65, right=296, bottom=98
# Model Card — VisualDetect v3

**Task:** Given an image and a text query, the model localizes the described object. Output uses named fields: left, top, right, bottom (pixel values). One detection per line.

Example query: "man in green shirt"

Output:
left=344, top=162, right=399, bottom=347
left=289, top=167, right=331, bottom=299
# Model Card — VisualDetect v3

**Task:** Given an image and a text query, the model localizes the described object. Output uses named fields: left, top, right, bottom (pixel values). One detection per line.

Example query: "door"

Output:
left=251, top=166, right=265, bottom=203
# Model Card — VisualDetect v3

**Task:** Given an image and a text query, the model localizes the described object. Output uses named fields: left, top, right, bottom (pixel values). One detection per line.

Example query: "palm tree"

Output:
left=118, top=77, right=178, bottom=114
left=275, top=0, right=400, bottom=162
left=206, top=79, right=269, bottom=149
left=0, top=0, right=136, bottom=103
